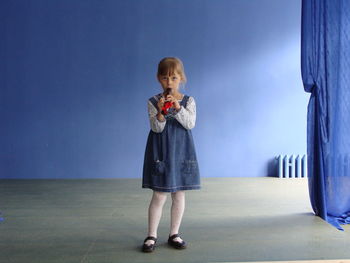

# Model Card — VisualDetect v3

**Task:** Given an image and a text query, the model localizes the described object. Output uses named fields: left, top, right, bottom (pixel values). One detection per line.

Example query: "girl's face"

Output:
left=158, top=72, right=182, bottom=92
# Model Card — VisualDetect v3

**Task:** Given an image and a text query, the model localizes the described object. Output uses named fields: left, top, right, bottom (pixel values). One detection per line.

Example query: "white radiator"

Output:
left=276, top=154, right=308, bottom=178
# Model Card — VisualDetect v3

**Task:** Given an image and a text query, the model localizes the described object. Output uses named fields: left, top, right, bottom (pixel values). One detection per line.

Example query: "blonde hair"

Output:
left=157, top=57, right=187, bottom=83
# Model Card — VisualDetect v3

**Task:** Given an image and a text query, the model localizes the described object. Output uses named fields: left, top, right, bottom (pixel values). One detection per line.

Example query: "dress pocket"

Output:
left=181, top=160, right=198, bottom=175
left=153, top=160, right=166, bottom=176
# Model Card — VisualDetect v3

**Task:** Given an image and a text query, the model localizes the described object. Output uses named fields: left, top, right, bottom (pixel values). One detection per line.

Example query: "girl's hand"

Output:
left=157, top=97, right=165, bottom=113
left=165, top=95, right=181, bottom=111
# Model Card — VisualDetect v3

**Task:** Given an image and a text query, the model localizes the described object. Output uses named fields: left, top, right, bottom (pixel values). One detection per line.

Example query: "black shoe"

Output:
left=168, top=234, right=187, bottom=249
left=142, top=236, right=157, bottom=253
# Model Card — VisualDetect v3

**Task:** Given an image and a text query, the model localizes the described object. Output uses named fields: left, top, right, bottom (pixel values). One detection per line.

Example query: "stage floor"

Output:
left=1, top=177, right=349, bottom=263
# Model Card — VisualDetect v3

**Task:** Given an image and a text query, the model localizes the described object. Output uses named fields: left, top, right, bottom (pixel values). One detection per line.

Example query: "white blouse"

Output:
left=147, top=95, right=196, bottom=133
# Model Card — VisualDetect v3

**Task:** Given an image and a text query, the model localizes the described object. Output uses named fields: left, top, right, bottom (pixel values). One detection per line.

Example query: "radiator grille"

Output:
left=276, top=155, right=307, bottom=178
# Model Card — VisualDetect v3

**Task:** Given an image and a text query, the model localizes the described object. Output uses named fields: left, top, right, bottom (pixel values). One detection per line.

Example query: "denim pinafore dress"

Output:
left=142, top=94, right=201, bottom=192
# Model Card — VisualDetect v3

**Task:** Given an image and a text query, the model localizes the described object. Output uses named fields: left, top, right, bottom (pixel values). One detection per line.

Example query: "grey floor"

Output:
left=0, top=178, right=350, bottom=263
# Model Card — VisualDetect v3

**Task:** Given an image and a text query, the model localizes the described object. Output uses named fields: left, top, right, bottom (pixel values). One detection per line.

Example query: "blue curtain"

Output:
left=301, top=0, right=350, bottom=231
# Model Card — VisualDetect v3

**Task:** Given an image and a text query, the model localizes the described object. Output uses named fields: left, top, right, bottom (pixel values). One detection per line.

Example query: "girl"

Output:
left=142, top=57, right=201, bottom=252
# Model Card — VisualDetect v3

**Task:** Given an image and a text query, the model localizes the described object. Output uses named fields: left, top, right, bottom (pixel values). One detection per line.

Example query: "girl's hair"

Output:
left=157, top=57, right=187, bottom=83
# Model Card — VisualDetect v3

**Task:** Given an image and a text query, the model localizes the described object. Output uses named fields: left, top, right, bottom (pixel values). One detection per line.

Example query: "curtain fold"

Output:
left=301, top=0, right=350, bottom=230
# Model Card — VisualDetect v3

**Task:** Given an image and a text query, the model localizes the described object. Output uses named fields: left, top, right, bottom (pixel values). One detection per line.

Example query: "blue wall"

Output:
left=1, top=0, right=308, bottom=179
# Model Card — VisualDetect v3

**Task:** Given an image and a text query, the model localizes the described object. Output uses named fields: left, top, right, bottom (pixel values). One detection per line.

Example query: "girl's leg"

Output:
left=145, top=191, right=167, bottom=245
left=170, top=190, right=185, bottom=242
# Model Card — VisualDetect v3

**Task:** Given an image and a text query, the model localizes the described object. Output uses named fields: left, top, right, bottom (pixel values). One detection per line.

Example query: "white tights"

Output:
left=145, top=190, right=185, bottom=245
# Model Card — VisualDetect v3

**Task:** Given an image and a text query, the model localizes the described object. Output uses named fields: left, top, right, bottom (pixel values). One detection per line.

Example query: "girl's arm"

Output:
left=174, top=96, right=196, bottom=130
left=148, top=100, right=166, bottom=133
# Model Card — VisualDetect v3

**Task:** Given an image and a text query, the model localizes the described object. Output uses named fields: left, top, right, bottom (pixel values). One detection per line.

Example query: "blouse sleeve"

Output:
left=174, top=96, right=196, bottom=130
left=148, top=100, right=166, bottom=133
